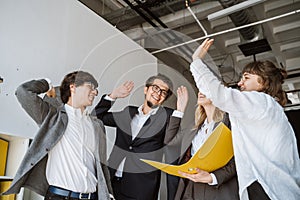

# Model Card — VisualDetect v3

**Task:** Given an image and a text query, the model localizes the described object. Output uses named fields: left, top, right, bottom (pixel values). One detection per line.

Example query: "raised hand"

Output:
left=46, top=86, right=56, bottom=98
left=192, top=38, right=214, bottom=61
left=109, top=81, right=134, bottom=99
left=178, top=168, right=213, bottom=183
left=176, top=86, right=188, bottom=113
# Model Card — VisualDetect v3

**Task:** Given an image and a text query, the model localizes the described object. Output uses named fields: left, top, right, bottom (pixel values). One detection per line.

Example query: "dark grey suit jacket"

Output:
left=168, top=115, right=239, bottom=200
left=4, top=79, right=112, bottom=199
left=95, top=95, right=178, bottom=200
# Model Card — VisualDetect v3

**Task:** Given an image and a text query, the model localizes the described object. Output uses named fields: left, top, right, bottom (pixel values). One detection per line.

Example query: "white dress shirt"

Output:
left=190, top=59, right=300, bottom=200
left=46, top=104, right=97, bottom=193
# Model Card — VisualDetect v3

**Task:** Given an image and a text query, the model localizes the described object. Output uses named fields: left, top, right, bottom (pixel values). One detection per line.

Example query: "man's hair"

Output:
left=60, top=71, right=98, bottom=103
left=145, top=73, right=173, bottom=99
left=242, top=60, right=287, bottom=106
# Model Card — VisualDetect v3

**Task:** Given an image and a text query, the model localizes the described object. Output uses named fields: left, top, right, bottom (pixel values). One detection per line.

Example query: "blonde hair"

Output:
left=194, top=105, right=224, bottom=129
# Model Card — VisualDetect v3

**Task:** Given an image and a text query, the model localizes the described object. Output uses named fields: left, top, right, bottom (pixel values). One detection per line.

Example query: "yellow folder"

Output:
left=0, top=181, right=16, bottom=200
left=0, top=138, right=9, bottom=176
left=141, top=122, right=233, bottom=178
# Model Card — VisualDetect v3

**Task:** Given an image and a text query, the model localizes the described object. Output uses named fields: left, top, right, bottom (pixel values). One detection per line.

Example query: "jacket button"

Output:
left=46, top=148, right=49, bottom=152
left=129, top=146, right=132, bottom=150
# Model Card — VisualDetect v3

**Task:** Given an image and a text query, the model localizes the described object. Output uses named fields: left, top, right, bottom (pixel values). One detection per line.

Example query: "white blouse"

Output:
left=190, top=59, right=300, bottom=200
left=191, top=119, right=215, bottom=156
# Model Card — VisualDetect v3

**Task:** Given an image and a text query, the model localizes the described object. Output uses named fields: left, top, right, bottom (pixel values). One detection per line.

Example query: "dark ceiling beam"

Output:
left=133, top=0, right=168, bottom=28
left=102, top=0, right=205, bottom=31
left=122, top=0, right=158, bottom=27
left=122, top=0, right=193, bottom=58
left=78, top=0, right=113, bottom=16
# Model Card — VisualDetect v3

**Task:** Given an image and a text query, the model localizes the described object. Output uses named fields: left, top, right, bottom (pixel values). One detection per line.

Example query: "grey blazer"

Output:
left=3, top=79, right=113, bottom=200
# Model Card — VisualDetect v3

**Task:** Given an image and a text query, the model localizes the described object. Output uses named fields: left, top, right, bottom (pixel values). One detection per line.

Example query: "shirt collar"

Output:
left=64, top=104, right=88, bottom=117
left=137, top=104, right=159, bottom=116
left=202, top=118, right=215, bottom=130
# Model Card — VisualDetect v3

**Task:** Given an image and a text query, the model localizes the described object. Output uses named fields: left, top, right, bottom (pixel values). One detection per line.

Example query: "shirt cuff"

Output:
left=104, top=95, right=116, bottom=101
left=208, top=173, right=218, bottom=185
left=44, top=78, right=53, bottom=92
left=109, top=194, right=115, bottom=200
left=172, top=110, right=184, bottom=118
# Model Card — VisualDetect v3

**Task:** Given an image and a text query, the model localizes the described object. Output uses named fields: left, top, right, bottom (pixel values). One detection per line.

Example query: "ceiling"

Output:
left=79, top=0, right=300, bottom=107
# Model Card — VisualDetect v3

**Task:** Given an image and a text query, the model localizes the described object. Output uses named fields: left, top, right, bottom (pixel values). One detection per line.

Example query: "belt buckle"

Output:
left=79, top=193, right=91, bottom=199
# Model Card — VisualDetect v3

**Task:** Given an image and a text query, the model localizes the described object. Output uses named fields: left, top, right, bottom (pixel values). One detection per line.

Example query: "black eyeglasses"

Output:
left=148, top=84, right=169, bottom=98
left=83, top=82, right=98, bottom=93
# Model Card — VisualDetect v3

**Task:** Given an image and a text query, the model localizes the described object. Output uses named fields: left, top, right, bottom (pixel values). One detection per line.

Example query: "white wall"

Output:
left=0, top=0, right=157, bottom=138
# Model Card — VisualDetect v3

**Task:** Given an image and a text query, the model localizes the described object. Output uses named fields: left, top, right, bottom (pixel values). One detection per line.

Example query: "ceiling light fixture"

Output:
left=207, top=0, right=266, bottom=21
left=151, top=9, right=299, bottom=54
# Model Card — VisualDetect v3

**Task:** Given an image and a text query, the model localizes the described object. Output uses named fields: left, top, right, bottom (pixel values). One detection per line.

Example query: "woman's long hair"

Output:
left=194, top=105, right=224, bottom=129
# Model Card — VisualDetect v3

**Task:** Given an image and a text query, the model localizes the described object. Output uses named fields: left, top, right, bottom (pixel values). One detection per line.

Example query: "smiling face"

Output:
left=238, top=72, right=264, bottom=92
left=69, top=82, right=98, bottom=111
left=144, top=79, right=169, bottom=109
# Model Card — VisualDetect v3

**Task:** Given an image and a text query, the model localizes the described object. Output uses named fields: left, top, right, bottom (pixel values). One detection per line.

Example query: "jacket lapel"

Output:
left=133, top=107, right=168, bottom=142
left=179, top=127, right=198, bottom=162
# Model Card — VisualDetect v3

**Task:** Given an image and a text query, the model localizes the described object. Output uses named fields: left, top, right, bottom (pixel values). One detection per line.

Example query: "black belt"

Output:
left=48, top=185, right=97, bottom=199
left=113, top=176, right=122, bottom=181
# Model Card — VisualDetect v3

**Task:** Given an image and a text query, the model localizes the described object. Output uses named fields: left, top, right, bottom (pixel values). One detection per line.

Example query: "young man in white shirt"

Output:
left=4, top=71, right=113, bottom=200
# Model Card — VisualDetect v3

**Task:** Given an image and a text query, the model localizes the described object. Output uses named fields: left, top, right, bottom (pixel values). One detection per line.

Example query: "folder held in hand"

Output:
left=141, top=122, right=233, bottom=178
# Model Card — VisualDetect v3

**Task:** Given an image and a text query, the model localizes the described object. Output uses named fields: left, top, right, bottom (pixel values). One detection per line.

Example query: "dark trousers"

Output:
left=111, top=176, right=136, bottom=200
left=247, top=181, right=270, bottom=200
left=166, top=174, right=179, bottom=200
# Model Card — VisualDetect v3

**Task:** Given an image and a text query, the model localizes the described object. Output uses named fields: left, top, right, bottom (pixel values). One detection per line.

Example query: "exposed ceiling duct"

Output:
left=218, top=0, right=259, bottom=41
left=79, top=0, right=300, bottom=105
left=217, top=0, right=272, bottom=58
left=122, top=0, right=194, bottom=58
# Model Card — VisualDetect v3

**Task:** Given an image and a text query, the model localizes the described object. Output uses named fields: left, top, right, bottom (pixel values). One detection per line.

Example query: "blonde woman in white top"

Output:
left=173, top=92, right=239, bottom=200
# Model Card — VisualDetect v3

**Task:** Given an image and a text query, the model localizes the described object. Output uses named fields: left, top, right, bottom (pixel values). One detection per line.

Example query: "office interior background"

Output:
left=0, top=0, right=299, bottom=199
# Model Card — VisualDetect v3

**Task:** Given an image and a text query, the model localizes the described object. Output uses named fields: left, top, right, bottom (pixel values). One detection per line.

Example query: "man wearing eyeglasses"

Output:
left=94, top=74, right=188, bottom=200
left=4, top=71, right=114, bottom=200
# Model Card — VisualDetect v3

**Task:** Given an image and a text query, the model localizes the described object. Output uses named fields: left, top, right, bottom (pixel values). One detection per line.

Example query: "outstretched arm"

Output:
left=164, top=86, right=188, bottom=145
left=94, top=81, right=134, bottom=126
left=16, top=79, right=52, bottom=125
left=108, top=81, right=134, bottom=99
